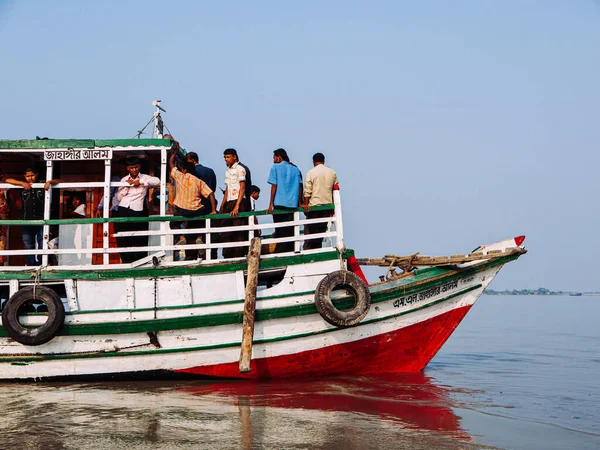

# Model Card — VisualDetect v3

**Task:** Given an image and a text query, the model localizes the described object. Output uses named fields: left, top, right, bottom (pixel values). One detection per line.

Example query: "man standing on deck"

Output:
left=186, top=152, right=219, bottom=259
left=302, top=153, right=338, bottom=250
left=238, top=161, right=253, bottom=212
left=267, top=148, right=302, bottom=254
left=219, top=148, right=250, bottom=258
left=186, top=152, right=217, bottom=199
left=169, top=151, right=216, bottom=260
left=249, top=185, right=261, bottom=237
left=115, top=156, right=160, bottom=263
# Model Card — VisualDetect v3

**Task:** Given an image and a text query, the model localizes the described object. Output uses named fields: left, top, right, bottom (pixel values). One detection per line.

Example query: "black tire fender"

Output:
left=315, top=270, right=371, bottom=327
left=2, top=286, right=65, bottom=346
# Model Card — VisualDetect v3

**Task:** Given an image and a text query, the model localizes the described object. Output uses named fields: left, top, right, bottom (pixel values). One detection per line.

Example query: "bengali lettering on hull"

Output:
left=44, top=148, right=112, bottom=161
left=393, top=280, right=459, bottom=308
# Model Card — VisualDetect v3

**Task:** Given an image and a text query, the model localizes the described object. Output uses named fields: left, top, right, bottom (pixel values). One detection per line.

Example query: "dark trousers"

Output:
left=115, top=206, right=149, bottom=264
left=171, top=205, right=205, bottom=260
left=304, top=210, right=331, bottom=250
left=219, top=200, right=248, bottom=258
left=273, top=206, right=296, bottom=253
left=22, top=225, right=43, bottom=266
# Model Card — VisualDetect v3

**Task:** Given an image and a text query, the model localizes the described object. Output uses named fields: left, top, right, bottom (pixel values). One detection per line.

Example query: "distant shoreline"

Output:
left=484, top=289, right=599, bottom=296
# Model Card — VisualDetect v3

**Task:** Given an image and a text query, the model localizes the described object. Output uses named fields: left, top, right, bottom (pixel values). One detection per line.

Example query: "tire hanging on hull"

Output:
left=314, top=270, right=371, bottom=327
left=2, top=286, right=65, bottom=346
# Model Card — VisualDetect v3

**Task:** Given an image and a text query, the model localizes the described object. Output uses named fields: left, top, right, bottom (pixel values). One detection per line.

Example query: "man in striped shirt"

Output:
left=169, top=151, right=216, bottom=260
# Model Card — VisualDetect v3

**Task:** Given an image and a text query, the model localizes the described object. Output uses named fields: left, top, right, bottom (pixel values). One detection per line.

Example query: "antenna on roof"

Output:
left=132, top=100, right=173, bottom=139
left=152, top=100, right=166, bottom=138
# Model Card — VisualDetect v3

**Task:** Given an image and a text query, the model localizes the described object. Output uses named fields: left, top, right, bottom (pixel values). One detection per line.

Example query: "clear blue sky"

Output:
left=1, top=1, right=599, bottom=290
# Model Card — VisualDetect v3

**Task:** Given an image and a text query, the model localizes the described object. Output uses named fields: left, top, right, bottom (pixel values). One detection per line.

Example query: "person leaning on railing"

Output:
left=5, top=168, right=59, bottom=266
left=114, top=156, right=160, bottom=263
left=302, top=152, right=338, bottom=250
left=168, top=150, right=217, bottom=260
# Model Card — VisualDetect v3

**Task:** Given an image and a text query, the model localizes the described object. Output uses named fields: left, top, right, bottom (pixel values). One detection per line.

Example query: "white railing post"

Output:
left=333, top=189, right=344, bottom=251
left=42, top=160, right=53, bottom=266
left=160, top=147, right=167, bottom=255
left=103, top=159, right=111, bottom=265
left=248, top=215, right=254, bottom=240
left=294, top=211, right=301, bottom=253
left=205, top=218, right=212, bottom=262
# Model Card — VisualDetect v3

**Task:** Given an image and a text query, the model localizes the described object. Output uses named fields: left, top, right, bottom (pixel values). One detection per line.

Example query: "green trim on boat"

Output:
left=0, top=140, right=95, bottom=149
left=0, top=249, right=349, bottom=281
left=64, top=289, right=317, bottom=316
left=0, top=138, right=171, bottom=150
left=94, top=139, right=171, bottom=148
left=0, top=250, right=514, bottom=327
left=0, top=260, right=483, bottom=338
left=0, top=284, right=481, bottom=363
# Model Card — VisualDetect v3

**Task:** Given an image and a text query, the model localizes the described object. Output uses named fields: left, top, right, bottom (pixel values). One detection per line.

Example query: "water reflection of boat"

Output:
left=0, top=375, right=474, bottom=449
left=181, top=374, right=471, bottom=438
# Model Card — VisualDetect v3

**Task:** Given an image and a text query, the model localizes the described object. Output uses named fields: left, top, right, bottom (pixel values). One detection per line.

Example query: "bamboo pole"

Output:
left=239, top=237, right=262, bottom=373
left=355, top=247, right=526, bottom=268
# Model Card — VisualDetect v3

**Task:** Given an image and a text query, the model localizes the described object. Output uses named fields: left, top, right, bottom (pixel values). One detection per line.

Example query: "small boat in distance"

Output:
left=0, top=102, right=526, bottom=380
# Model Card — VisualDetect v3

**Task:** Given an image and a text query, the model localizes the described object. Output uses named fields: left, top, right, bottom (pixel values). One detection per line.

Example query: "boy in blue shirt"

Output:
left=267, top=148, right=302, bottom=253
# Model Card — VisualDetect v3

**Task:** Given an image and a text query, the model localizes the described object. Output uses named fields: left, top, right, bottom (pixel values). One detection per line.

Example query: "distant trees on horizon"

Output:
left=484, top=287, right=587, bottom=295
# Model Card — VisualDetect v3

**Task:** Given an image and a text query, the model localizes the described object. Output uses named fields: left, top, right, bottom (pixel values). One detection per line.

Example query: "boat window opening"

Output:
left=248, top=268, right=287, bottom=290
left=0, top=287, right=53, bottom=316
left=46, top=283, right=66, bottom=302
left=16, top=300, right=51, bottom=318
left=0, top=284, right=66, bottom=310
left=0, top=285, right=9, bottom=310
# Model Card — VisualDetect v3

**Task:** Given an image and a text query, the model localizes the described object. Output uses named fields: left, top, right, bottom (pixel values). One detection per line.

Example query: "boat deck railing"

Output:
left=0, top=197, right=342, bottom=271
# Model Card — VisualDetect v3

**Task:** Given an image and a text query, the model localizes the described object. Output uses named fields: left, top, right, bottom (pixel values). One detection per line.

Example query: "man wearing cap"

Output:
left=115, top=156, right=160, bottom=263
left=219, top=148, right=249, bottom=258
left=302, top=152, right=338, bottom=250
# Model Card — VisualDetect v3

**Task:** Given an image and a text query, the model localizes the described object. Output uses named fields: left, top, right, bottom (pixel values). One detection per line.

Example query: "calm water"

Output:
left=0, top=295, right=598, bottom=450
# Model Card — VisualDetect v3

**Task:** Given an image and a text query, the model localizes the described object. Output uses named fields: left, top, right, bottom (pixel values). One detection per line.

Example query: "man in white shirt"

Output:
left=115, top=156, right=160, bottom=263
left=218, top=148, right=249, bottom=258
left=302, top=153, right=338, bottom=250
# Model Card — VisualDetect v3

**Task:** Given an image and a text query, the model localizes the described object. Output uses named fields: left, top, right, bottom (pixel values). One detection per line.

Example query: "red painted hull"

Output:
left=176, top=304, right=473, bottom=379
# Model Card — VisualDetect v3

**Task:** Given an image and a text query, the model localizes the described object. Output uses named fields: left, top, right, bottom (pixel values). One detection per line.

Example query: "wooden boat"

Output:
left=0, top=103, right=526, bottom=380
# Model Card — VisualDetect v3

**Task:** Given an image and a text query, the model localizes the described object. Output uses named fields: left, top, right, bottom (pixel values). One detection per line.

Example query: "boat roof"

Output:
left=0, top=138, right=172, bottom=150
